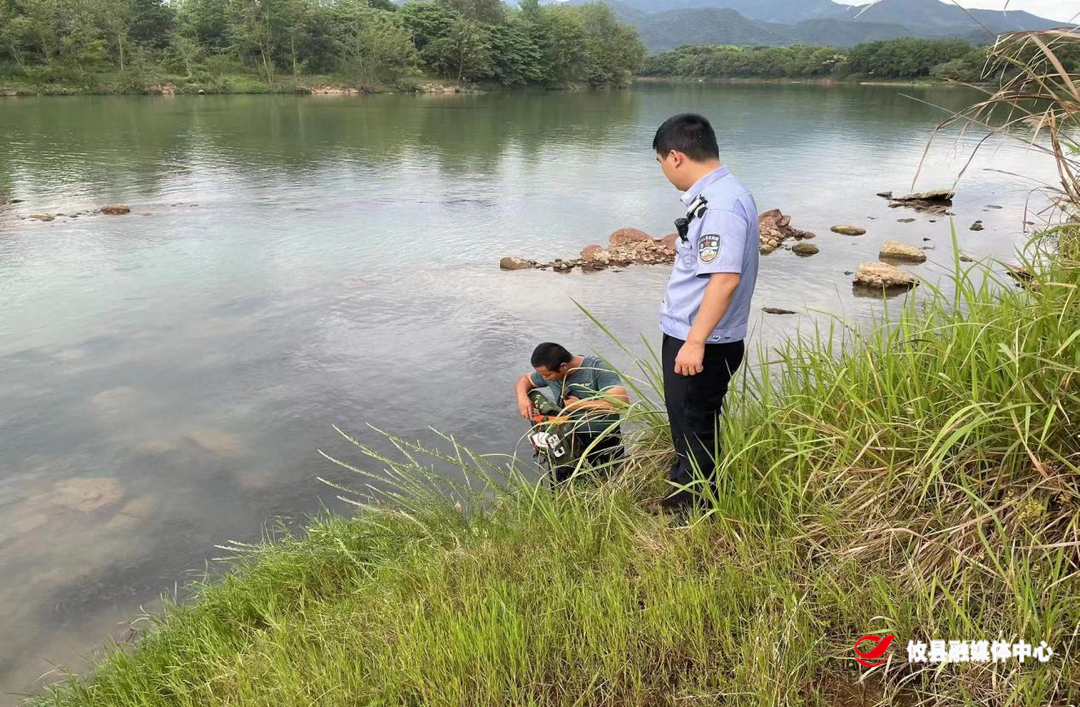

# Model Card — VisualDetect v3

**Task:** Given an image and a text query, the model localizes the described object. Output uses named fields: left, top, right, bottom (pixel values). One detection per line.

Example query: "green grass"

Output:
left=31, top=228, right=1079, bottom=707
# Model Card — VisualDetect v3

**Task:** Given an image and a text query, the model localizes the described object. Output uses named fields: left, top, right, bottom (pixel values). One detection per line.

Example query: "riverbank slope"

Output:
left=32, top=230, right=1080, bottom=706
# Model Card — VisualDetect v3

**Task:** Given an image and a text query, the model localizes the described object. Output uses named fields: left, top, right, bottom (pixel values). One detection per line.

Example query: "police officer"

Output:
left=652, top=114, right=759, bottom=511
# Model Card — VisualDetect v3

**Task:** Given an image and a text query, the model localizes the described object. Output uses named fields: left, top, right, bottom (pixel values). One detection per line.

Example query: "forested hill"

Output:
left=642, top=38, right=1080, bottom=83
left=566, top=0, right=1068, bottom=50
left=0, top=0, right=645, bottom=92
left=0, top=0, right=1073, bottom=95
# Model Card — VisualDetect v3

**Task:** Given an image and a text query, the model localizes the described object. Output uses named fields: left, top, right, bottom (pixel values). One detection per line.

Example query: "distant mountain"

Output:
left=839, top=0, right=1064, bottom=33
left=556, top=0, right=1071, bottom=52
left=617, top=0, right=847, bottom=23
left=789, top=18, right=916, bottom=45
left=635, top=8, right=792, bottom=51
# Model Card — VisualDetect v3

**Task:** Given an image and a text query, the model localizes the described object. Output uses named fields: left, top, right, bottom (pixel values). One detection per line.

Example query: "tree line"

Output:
left=642, top=37, right=1079, bottom=83
left=0, top=0, right=646, bottom=91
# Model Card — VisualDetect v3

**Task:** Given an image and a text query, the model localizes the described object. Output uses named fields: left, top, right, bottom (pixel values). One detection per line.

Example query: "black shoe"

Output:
left=659, top=489, right=695, bottom=511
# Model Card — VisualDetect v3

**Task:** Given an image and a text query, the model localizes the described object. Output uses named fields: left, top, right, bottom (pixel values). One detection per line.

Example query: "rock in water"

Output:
left=1004, top=263, right=1034, bottom=287
left=879, top=240, right=926, bottom=263
left=853, top=262, right=916, bottom=289
left=100, top=204, right=131, bottom=215
left=499, top=257, right=533, bottom=271
left=970, top=220, right=985, bottom=231
left=897, top=218, right=916, bottom=223
left=763, top=307, right=797, bottom=315
left=29, top=213, right=55, bottom=221
left=51, top=477, right=124, bottom=513
left=759, top=209, right=814, bottom=253
left=579, top=245, right=607, bottom=264
left=891, top=189, right=953, bottom=204
left=792, top=242, right=819, bottom=256
left=831, top=225, right=867, bottom=236
left=608, top=228, right=652, bottom=246
left=886, top=189, right=954, bottom=215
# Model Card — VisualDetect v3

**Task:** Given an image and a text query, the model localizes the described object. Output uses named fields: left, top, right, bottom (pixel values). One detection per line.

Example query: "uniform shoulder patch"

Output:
left=698, top=233, right=720, bottom=263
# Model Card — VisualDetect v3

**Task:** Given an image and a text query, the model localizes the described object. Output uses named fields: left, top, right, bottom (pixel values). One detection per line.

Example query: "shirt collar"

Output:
left=680, top=165, right=729, bottom=207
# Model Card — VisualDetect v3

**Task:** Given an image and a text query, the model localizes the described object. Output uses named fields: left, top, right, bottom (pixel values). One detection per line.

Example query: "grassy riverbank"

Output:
left=0, top=72, right=476, bottom=97
left=32, top=230, right=1079, bottom=705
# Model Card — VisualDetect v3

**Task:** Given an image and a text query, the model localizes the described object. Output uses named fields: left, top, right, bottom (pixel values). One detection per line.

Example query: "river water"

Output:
left=0, top=83, right=1059, bottom=701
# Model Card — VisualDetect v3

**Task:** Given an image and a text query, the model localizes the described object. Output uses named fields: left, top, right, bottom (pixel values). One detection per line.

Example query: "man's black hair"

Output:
left=652, top=113, right=719, bottom=162
left=531, top=342, right=572, bottom=371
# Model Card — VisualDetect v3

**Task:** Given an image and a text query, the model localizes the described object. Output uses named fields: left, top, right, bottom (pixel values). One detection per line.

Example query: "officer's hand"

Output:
left=674, top=342, right=705, bottom=376
left=562, top=395, right=581, bottom=411
left=518, top=397, right=533, bottom=419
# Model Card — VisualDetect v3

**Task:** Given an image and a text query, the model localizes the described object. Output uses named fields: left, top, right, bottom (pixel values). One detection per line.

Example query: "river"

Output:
left=0, top=82, right=1059, bottom=701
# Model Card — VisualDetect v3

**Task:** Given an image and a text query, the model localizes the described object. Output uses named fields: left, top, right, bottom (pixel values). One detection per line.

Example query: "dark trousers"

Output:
left=553, top=430, right=623, bottom=484
left=662, top=333, right=744, bottom=493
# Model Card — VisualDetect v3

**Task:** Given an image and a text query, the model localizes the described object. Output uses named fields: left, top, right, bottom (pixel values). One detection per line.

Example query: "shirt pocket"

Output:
left=679, top=235, right=697, bottom=269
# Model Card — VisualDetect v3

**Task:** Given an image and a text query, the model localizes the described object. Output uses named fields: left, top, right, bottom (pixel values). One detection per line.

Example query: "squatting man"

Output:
left=515, top=113, right=759, bottom=509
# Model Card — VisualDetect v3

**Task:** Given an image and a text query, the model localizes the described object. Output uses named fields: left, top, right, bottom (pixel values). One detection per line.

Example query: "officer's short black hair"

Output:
left=652, top=114, right=719, bottom=162
left=531, top=342, right=572, bottom=371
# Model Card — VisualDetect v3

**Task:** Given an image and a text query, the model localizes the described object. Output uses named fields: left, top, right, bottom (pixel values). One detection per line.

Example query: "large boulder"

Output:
left=759, top=209, right=786, bottom=230
left=499, top=256, right=533, bottom=271
left=792, top=242, right=819, bottom=256
left=580, top=244, right=606, bottom=263
left=608, top=228, right=653, bottom=246
left=831, top=225, right=867, bottom=236
left=100, top=204, right=131, bottom=215
left=758, top=208, right=813, bottom=253
left=879, top=240, right=926, bottom=263
left=853, top=261, right=916, bottom=289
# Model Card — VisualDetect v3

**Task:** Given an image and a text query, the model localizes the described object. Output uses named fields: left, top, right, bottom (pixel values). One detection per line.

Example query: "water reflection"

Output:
left=0, top=83, right=1060, bottom=703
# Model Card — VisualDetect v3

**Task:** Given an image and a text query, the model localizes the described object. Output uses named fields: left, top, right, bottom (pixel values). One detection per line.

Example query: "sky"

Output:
left=832, top=0, right=1079, bottom=22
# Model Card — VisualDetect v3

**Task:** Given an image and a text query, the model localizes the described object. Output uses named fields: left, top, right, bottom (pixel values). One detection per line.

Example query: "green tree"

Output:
left=0, top=0, right=33, bottom=72
left=327, top=0, right=417, bottom=89
left=428, top=16, right=491, bottom=82
left=533, top=5, right=585, bottom=85
left=487, top=16, right=543, bottom=86
left=577, top=2, right=643, bottom=87
left=227, top=0, right=311, bottom=80
left=400, top=1, right=459, bottom=67
left=438, top=0, right=502, bottom=25
left=128, top=0, right=175, bottom=51
left=175, top=0, right=229, bottom=51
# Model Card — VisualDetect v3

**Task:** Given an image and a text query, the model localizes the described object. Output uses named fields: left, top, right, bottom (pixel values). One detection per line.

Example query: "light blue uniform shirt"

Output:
left=659, top=166, right=759, bottom=343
